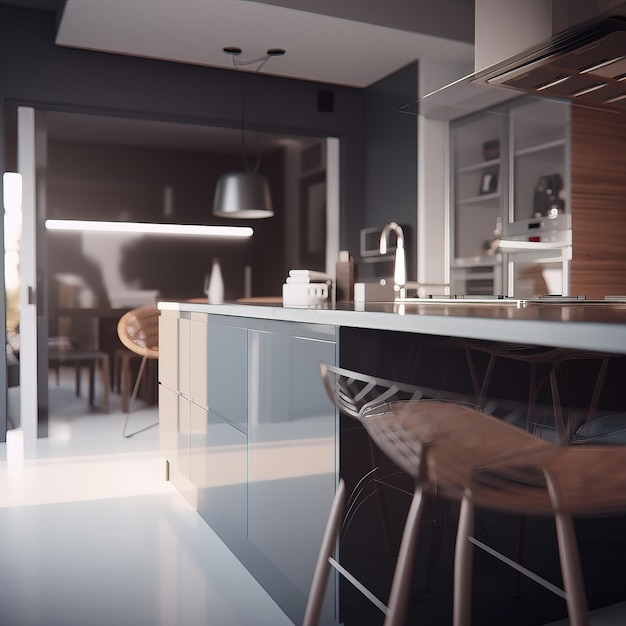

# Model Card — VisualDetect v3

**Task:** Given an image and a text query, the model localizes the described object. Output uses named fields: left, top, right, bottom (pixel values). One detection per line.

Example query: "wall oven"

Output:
left=499, top=214, right=572, bottom=298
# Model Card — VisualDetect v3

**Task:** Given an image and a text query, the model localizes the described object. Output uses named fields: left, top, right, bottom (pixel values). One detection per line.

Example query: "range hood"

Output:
left=472, top=13, right=626, bottom=113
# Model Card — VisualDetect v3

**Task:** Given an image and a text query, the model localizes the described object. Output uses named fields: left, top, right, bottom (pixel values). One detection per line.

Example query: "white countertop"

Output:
left=158, top=300, right=626, bottom=355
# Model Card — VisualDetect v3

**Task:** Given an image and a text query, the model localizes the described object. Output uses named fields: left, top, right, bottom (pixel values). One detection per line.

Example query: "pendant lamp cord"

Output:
left=222, top=48, right=284, bottom=171
left=232, top=54, right=273, bottom=173
left=239, top=80, right=261, bottom=172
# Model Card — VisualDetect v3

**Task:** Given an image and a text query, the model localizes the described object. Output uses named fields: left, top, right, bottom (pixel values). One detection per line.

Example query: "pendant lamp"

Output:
left=213, top=170, right=273, bottom=218
left=213, top=47, right=284, bottom=219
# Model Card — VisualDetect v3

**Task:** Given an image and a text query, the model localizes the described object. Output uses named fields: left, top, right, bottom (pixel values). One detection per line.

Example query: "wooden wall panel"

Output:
left=570, top=106, right=626, bottom=298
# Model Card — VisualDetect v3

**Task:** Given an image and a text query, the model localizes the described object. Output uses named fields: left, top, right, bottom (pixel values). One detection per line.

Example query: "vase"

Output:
left=207, top=258, right=224, bottom=304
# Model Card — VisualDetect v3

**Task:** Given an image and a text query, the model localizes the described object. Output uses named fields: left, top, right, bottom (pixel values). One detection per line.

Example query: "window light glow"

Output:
left=45, top=219, right=253, bottom=238
left=3, top=172, right=22, bottom=214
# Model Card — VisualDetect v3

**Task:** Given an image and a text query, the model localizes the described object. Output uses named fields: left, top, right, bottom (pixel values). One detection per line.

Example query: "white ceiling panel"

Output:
left=56, top=0, right=474, bottom=87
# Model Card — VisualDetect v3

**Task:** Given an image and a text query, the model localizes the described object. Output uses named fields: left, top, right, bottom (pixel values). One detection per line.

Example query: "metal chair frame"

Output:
left=305, top=364, right=626, bottom=626
left=305, top=364, right=467, bottom=625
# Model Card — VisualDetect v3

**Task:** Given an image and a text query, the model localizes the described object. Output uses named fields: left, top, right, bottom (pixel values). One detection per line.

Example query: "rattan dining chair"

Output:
left=117, top=306, right=160, bottom=437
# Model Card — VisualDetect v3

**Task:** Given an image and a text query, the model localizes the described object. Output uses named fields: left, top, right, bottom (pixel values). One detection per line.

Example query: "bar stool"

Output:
left=460, top=340, right=614, bottom=444
left=318, top=364, right=430, bottom=558
left=305, top=364, right=626, bottom=626
left=304, top=365, right=470, bottom=626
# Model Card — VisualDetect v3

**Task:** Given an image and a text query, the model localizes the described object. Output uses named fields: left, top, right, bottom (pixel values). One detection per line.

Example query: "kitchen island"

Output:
left=158, top=299, right=626, bottom=626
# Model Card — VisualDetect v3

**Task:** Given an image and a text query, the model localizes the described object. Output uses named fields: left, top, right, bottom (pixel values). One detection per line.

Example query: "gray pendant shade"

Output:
left=213, top=171, right=274, bottom=218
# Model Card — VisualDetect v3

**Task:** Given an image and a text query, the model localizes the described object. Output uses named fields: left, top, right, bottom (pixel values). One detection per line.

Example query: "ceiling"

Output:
left=3, top=0, right=474, bottom=88
left=2, top=0, right=475, bottom=149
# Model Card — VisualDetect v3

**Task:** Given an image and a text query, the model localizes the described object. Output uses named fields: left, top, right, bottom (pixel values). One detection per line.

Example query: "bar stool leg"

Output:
left=303, top=479, right=346, bottom=626
left=544, top=471, right=589, bottom=626
left=453, top=493, right=475, bottom=626
left=384, top=484, right=426, bottom=626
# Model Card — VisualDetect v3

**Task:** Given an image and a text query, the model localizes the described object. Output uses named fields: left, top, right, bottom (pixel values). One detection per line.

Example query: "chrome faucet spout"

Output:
left=380, top=221, right=406, bottom=299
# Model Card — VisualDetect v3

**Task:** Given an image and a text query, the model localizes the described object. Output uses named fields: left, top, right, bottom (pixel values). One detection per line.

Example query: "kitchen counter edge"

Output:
left=157, top=301, right=626, bottom=355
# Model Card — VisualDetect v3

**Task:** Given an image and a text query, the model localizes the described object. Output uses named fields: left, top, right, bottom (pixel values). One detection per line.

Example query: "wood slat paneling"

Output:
left=571, top=106, right=626, bottom=299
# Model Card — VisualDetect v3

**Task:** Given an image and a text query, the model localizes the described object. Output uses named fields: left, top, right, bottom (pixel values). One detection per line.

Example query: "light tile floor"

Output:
left=2, top=369, right=625, bottom=626
left=0, top=370, right=294, bottom=626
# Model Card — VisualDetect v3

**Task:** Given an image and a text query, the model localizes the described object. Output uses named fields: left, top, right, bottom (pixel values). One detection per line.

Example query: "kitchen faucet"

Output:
left=380, top=221, right=406, bottom=300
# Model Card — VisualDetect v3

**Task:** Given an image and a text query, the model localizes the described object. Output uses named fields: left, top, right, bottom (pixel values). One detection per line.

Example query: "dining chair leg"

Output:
left=453, top=493, right=475, bottom=626
left=122, top=356, right=158, bottom=437
left=303, top=479, right=346, bottom=626
left=100, top=354, right=110, bottom=414
left=384, top=484, right=426, bottom=626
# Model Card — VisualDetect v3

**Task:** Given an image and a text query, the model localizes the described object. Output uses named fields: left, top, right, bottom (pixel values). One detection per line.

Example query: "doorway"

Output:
left=4, top=106, right=339, bottom=447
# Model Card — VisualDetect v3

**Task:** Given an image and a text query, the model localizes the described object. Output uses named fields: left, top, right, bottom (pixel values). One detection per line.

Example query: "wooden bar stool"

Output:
left=305, top=364, right=626, bottom=626
left=304, top=364, right=470, bottom=626
left=460, top=339, right=614, bottom=443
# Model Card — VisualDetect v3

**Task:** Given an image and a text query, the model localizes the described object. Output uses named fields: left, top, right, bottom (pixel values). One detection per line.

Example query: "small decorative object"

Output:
left=533, top=173, right=564, bottom=217
left=479, top=168, right=499, bottom=195
left=482, top=139, right=500, bottom=161
left=206, top=258, right=224, bottom=304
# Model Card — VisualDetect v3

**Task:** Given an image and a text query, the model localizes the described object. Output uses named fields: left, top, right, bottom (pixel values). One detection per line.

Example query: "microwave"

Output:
left=360, top=225, right=396, bottom=263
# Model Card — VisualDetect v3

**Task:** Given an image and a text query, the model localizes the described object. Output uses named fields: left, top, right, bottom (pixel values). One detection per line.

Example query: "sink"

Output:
left=394, top=296, right=522, bottom=305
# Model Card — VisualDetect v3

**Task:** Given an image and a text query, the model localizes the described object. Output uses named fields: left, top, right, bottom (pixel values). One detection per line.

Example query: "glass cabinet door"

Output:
left=509, top=97, right=569, bottom=226
left=451, top=109, right=507, bottom=261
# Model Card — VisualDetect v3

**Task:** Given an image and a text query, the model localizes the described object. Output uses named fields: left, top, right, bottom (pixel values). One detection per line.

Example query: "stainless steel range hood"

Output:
left=472, top=13, right=626, bottom=113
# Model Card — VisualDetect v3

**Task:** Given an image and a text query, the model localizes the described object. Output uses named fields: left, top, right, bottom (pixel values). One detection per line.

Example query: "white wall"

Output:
left=417, top=59, right=473, bottom=292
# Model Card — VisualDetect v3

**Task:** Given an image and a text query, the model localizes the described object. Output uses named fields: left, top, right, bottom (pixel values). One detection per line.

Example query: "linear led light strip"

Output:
left=45, top=219, right=253, bottom=237
left=580, top=55, right=626, bottom=74
left=571, top=82, right=607, bottom=97
left=536, top=75, right=571, bottom=91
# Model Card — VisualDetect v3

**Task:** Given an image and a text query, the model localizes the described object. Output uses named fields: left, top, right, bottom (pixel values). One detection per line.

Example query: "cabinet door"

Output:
left=159, top=384, right=190, bottom=480
left=158, top=311, right=178, bottom=390
left=193, top=406, right=247, bottom=535
left=177, top=394, right=191, bottom=479
left=178, top=315, right=192, bottom=400
left=159, top=384, right=178, bottom=465
left=509, top=98, right=569, bottom=225
left=206, top=319, right=248, bottom=431
left=247, top=325, right=336, bottom=608
left=451, top=109, right=506, bottom=261
left=190, top=313, right=208, bottom=409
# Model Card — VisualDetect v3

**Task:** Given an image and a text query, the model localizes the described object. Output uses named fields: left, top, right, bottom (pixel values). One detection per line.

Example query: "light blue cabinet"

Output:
left=159, top=311, right=338, bottom=625
left=247, top=324, right=337, bottom=616
left=193, top=317, right=249, bottom=533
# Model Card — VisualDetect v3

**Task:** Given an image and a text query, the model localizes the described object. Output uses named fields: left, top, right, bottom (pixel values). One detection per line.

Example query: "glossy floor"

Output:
left=0, top=371, right=294, bottom=626
left=2, top=371, right=625, bottom=626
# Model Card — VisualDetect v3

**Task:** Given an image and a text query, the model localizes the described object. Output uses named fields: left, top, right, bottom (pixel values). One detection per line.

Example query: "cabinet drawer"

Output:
left=207, top=321, right=247, bottom=432
left=195, top=409, right=247, bottom=535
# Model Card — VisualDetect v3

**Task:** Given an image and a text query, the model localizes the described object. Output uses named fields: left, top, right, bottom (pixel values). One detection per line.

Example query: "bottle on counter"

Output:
left=335, top=250, right=356, bottom=302
left=207, top=257, right=224, bottom=304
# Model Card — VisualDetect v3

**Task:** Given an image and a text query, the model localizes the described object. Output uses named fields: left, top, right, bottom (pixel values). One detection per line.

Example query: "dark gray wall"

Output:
left=362, top=62, right=418, bottom=280
left=0, top=5, right=369, bottom=438
left=46, top=139, right=286, bottom=303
